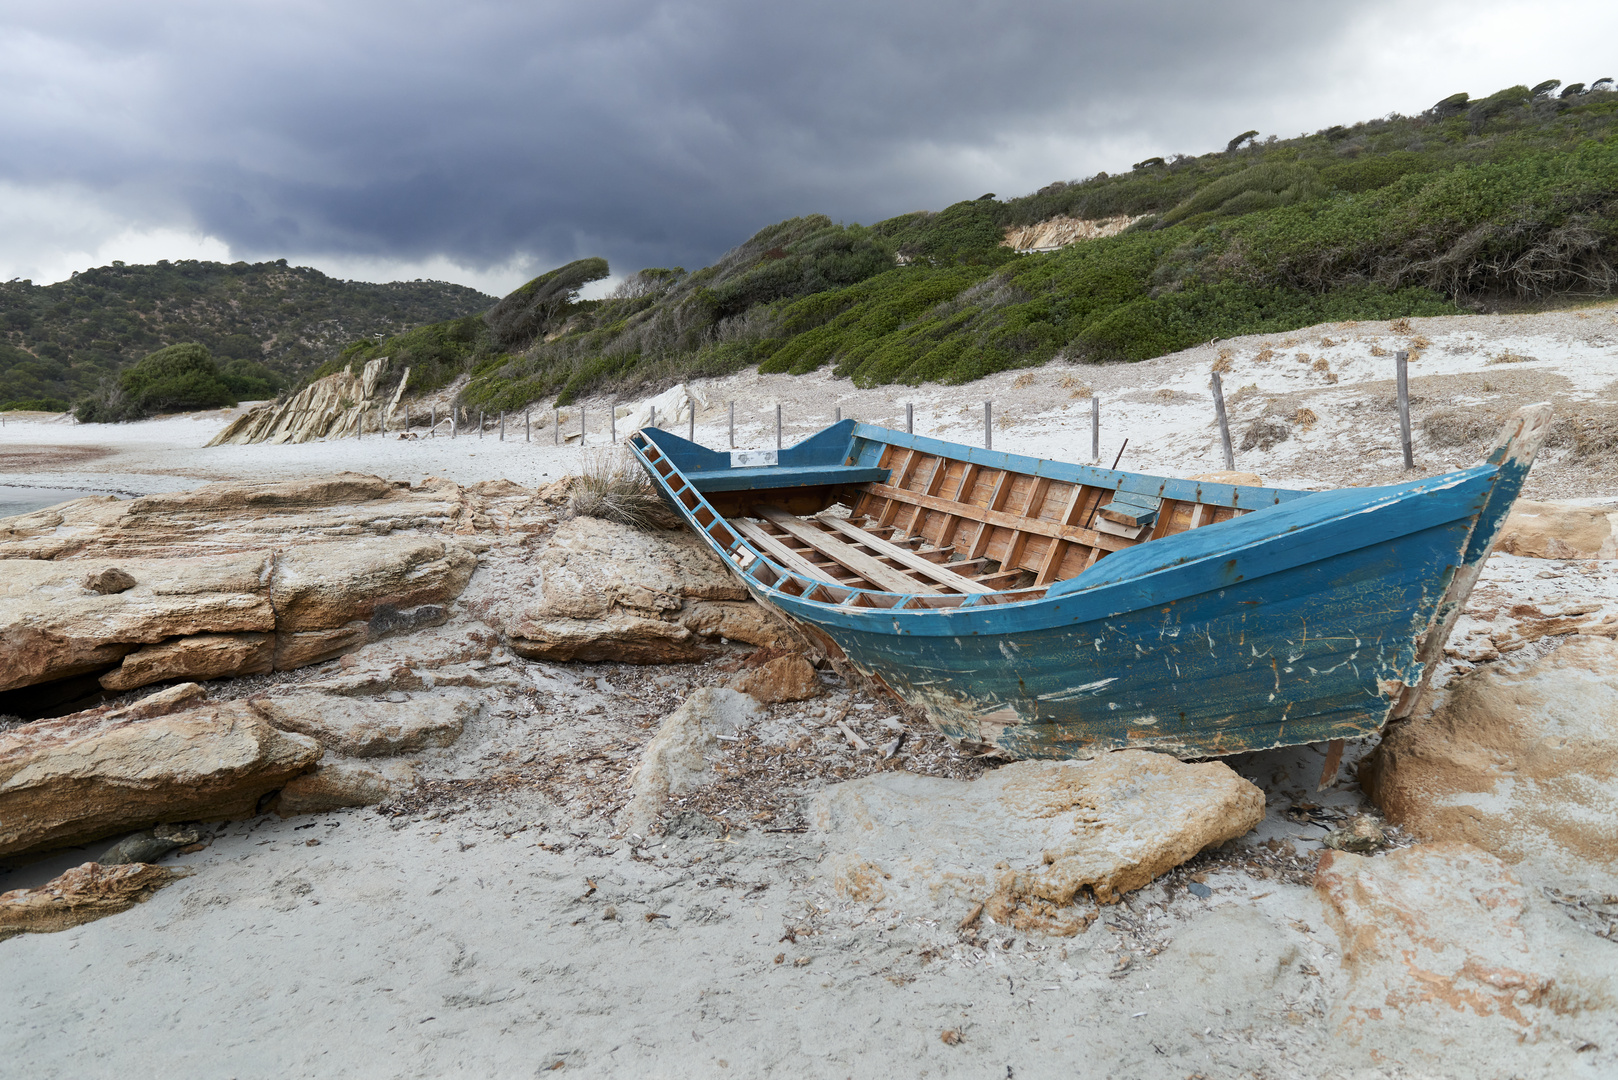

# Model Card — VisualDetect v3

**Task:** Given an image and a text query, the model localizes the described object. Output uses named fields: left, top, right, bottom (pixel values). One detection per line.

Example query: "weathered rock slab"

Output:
left=810, top=751, right=1264, bottom=932
left=622, top=687, right=762, bottom=834
left=508, top=611, right=706, bottom=664
left=496, top=515, right=760, bottom=663
left=0, top=700, right=321, bottom=856
left=1314, top=842, right=1608, bottom=1069
left=1497, top=499, right=1618, bottom=560
left=273, top=622, right=370, bottom=670
left=271, top=537, right=476, bottom=632
left=100, top=632, right=275, bottom=692
left=250, top=691, right=472, bottom=757
left=1363, top=634, right=1618, bottom=891
left=676, top=600, right=801, bottom=651
left=0, top=862, right=188, bottom=942
left=0, top=551, right=274, bottom=692
left=275, top=759, right=419, bottom=815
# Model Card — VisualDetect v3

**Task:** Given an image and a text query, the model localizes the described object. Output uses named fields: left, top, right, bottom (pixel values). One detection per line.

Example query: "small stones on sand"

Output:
left=1322, top=815, right=1388, bottom=853
left=98, top=823, right=201, bottom=866
left=83, top=567, right=137, bottom=594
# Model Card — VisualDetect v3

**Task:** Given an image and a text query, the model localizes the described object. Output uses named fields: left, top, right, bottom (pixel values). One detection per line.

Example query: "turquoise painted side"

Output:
left=631, top=421, right=1522, bottom=759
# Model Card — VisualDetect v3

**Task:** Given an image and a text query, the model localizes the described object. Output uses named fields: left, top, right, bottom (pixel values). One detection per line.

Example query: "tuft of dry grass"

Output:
left=1059, top=374, right=1093, bottom=399
left=567, top=450, right=682, bottom=530
left=1211, top=348, right=1234, bottom=374
left=1368, top=343, right=1389, bottom=357
left=1487, top=350, right=1539, bottom=365
left=1422, top=407, right=1498, bottom=448
left=1253, top=346, right=1275, bottom=364
left=1311, top=357, right=1331, bottom=373
left=1294, top=407, right=1319, bottom=431
left=1389, top=317, right=1413, bottom=335
left=1240, top=416, right=1290, bottom=451
left=1012, top=372, right=1037, bottom=388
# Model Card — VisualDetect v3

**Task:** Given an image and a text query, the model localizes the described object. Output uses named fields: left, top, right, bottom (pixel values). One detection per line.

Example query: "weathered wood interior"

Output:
left=640, top=437, right=1250, bottom=607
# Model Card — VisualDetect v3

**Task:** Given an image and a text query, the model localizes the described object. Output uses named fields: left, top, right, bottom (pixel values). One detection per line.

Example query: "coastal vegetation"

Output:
left=451, top=77, right=1617, bottom=409
left=0, top=260, right=492, bottom=413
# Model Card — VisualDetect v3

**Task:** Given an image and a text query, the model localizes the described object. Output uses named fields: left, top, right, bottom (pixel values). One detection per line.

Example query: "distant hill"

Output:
left=444, top=77, right=1617, bottom=411
left=0, top=260, right=495, bottom=411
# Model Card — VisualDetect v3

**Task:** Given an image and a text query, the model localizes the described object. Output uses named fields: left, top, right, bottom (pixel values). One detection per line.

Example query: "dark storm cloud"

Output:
left=1, top=1, right=1405, bottom=282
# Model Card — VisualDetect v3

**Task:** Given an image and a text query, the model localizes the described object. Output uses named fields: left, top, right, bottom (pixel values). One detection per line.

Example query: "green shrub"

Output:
left=76, top=342, right=235, bottom=422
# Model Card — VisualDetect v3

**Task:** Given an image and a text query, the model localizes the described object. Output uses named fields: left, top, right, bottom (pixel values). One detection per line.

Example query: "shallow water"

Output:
left=0, top=485, right=126, bottom=518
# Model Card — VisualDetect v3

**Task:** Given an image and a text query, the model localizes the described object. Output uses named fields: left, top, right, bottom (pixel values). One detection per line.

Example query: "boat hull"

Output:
left=755, top=516, right=1474, bottom=758
left=631, top=406, right=1550, bottom=760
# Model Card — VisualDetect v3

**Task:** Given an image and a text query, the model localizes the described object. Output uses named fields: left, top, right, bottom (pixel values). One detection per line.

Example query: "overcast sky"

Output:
left=2, top=0, right=1614, bottom=296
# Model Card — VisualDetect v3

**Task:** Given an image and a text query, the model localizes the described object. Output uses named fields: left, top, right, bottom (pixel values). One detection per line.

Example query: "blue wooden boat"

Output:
left=628, top=405, right=1551, bottom=760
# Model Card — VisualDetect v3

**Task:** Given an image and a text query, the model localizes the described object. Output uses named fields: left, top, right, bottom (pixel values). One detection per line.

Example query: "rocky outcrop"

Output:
left=622, top=688, right=762, bottom=834
left=1496, top=499, right=1618, bottom=559
left=275, top=759, right=418, bottom=815
left=0, top=476, right=482, bottom=698
left=271, top=538, right=475, bottom=633
left=494, top=515, right=795, bottom=663
left=810, top=751, right=1264, bottom=933
left=0, top=552, right=275, bottom=693
left=0, top=699, right=321, bottom=856
left=250, top=691, right=472, bottom=758
left=1001, top=214, right=1143, bottom=252
left=208, top=355, right=409, bottom=445
left=0, top=862, right=188, bottom=942
left=1362, top=635, right=1618, bottom=891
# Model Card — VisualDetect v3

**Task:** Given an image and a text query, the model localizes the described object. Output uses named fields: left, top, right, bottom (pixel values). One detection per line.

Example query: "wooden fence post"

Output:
left=1211, top=371, right=1234, bottom=470
left=983, top=401, right=992, bottom=450
left=775, top=404, right=782, bottom=449
left=1396, top=349, right=1413, bottom=469
left=1091, top=395, right=1100, bottom=462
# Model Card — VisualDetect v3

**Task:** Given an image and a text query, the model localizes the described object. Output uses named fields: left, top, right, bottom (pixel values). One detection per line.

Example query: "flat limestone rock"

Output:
left=677, top=601, right=802, bottom=651
left=0, top=551, right=275, bottom=692
left=1363, top=634, right=1618, bottom=892
left=251, top=691, right=472, bottom=757
left=498, top=515, right=753, bottom=664
left=271, top=537, right=476, bottom=632
left=507, top=611, right=706, bottom=664
left=0, top=862, right=188, bottom=942
left=100, top=632, right=275, bottom=692
left=275, top=759, right=419, bottom=815
left=0, top=701, right=321, bottom=856
left=1496, top=499, right=1618, bottom=560
left=1314, top=842, right=1613, bottom=1072
left=810, top=751, right=1264, bottom=933
left=622, top=687, right=762, bottom=834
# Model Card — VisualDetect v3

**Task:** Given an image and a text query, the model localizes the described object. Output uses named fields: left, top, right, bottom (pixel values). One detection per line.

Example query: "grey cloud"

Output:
left=2, top=0, right=1410, bottom=282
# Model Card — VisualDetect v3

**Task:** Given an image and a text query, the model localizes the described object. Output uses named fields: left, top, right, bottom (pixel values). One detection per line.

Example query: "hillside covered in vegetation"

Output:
left=397, top=77, right=1613, bottom=412
left=0, top=260, right=494, bottom=411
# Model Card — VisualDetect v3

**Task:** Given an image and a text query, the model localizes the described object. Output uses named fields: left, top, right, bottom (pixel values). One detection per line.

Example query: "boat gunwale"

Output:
left=841, top=422, right=1306, bottom=512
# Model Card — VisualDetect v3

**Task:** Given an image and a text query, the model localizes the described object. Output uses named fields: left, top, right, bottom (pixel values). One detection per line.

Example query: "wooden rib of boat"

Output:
left=629, top=405, right=1551, bottom=760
